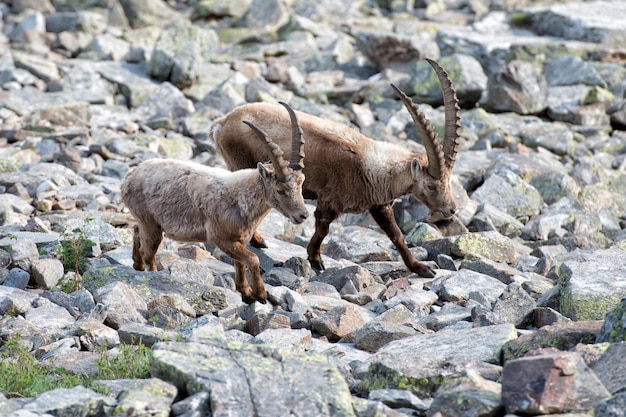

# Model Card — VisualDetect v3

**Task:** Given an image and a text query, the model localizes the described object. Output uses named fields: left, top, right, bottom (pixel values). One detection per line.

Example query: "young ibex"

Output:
left=121, top=102, right=307, bottom=304
left=213, top=58, right=460, bottom=278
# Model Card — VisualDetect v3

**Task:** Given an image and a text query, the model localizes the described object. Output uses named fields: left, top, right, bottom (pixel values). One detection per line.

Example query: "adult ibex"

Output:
left=213, top=58, right=460, bottom=278
left=122, top=102, right=307, bottom=304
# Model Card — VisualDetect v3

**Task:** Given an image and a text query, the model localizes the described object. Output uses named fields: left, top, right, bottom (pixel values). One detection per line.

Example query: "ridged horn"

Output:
left=425, top=58, right=461, bottom=171
left=279, top=101, right=305, bottom=171
left=391, top=83, right=444, bottom=179
left=243, top=120, right=293, bottom=182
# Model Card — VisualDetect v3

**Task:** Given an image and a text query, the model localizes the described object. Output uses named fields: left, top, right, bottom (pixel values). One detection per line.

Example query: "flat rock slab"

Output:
left=557, top=249, right=626, bottom=320
left=151, top=339, right=355, bottom=417
left=359, top=323, right=517, bottom=397
left=82, top=265, right=227, bottom=315
left=528, top=0, right=626, bottom=47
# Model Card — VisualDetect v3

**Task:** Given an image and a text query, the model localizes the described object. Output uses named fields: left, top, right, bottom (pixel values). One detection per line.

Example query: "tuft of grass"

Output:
left=0, top=334, right=153, bottom=399
left=55, top=217, right=97, bottom=292
left=95, top=343, right=153, bottom=381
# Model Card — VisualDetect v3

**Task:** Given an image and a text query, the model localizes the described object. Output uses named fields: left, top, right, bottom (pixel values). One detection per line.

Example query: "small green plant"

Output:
left=95, top=343, right=153, bottom=381
left=55, top=217, right=97, bottom=290
left=0, top=334, right=85, bottom=398
left=0, top=334, right=154, bottom=399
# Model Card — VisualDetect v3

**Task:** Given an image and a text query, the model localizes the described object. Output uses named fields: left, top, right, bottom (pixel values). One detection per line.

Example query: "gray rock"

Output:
left=558, top=248, right=626, bottom=321
left=252, top=327, right=312, bottom=351
left=544, top=55, right=606, bottom=87
left=152, top=339, right=356, bottom=417
left=311, top=265, right=377, bottom=293
left=114, top=377, right=178, bottom=417
left=597, top=298, right=626, bottom=343
left=83, top=265, right=227, bottom=315
left=311, top=304, right=373, bottom=341
left=238, top=0, right=291, bottom=38
left=412, top=53, right=488, bottom=107
left=24, top=302, right=76, bottom=329
left=93, top=61, right=160, bottom=108
left=3, top=267, right=30, bottom=289
left=590, top=341, right=626, bottom=394
left=452, top=230, right=520, bottom=264
left=354, top=31, right=424, bottom=73
left=189, top=0, right=251, bottom=20
left=431, top=269, right=507, bottom=304
left=7, top=10, right=46, bottom=43
left=483, top=60, right=548, bottom=114
left=460, top=256, right=524, bottom=285
left=358, top=323, right=517, bottom=397
left=470, top=203, right=524, bottom=237
left=77, top=32, right=131, bottom=61
left=428, top=371, right=503, bottom=417
left=117, top=322, right=179, bottom=347
left=0, top=192, right=34, bottom=219
left=9, top=238, right=39, bottom=271
left=119, top=0, right=180, bottom=28
left=354, top=321, right=418, bottom=353
left=92, top=281, right=147, bottom=329
left=594, top=391, right=626, bottom=417
left=171, top=391, right=210, bottom=417
left=501, top=320, right=603, bottom=362
left=520, top=121, right=577, bottom=156
left=384, top=285, right=438, bottom=314
left=263, top=267, right=306, bottom=292
left=324, top=225, right=396, bottom=264
left=45, top=11, right=107, bottom=34
left=368, top=388, right=428, bottom=412
left=419, top=302, right=472, bottom=331
left=529, top=1, right=626, bottom=48
left=134, top=86, right=194, bottom=133
left=471, top=169, right=544, bottom=219
left=31, top=258, right=64, bottom=289
left=148, top=19, right=220, bottom=89
left=21, top=386, right=115, bottom=416
left=492, top=282, right=536, bottom=327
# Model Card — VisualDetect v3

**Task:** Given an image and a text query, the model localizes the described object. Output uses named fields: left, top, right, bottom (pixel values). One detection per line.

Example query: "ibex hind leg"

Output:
left=307, top=207, right=339, bottom=272
left=137, top=225, right=163, bottom=272
left=131, top=225, right=144, bottom=270
left=250, top=231, right=268, bottom=248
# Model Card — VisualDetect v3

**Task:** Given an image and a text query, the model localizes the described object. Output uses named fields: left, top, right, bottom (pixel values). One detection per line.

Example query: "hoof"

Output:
left=411, top=263, right=436, bottom=278
left=240, top=288, right=256, bottom=304
left=251, top=241, right=268, bottom=249
left=310, top=260, right=325, bottom=272
left=253, top=289, right=267, bottom=304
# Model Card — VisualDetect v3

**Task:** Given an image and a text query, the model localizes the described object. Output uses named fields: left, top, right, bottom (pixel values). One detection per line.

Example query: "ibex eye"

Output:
left=277, top=189, right=287, bottom=196
left=427, top=185, right=437, bottom=191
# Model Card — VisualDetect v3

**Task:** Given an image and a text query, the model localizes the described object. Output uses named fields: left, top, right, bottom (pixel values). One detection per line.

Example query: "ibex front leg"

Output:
left=220, top=241, right=267, bottom=304
left=369, top=204, right=435, bottom=278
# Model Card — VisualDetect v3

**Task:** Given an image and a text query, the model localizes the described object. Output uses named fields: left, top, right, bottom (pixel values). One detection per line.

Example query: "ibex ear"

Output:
left=410, top=157, right=422, bottom=180
left=258, top=162, right=269, bottom=178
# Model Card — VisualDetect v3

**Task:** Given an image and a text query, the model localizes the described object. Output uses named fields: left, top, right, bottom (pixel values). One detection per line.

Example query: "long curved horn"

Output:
left=279, top=101, right=305, bottom=171
left=243, top=120, right=292, bottom=182
left=425, top=58, right=460, bottom=171
left=391, top=83, right=444, bottom=179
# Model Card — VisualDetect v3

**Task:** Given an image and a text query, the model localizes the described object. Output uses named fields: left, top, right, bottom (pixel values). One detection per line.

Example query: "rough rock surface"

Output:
left=1, top=0, right=626, bottom=416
